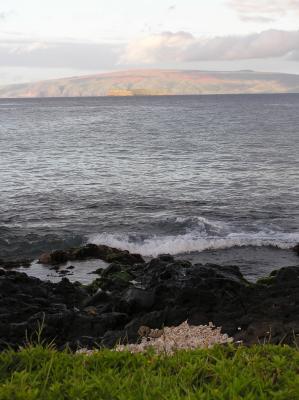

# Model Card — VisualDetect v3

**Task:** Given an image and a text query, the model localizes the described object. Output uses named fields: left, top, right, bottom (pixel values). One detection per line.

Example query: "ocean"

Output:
left=0, top=94, right=298, bottom=282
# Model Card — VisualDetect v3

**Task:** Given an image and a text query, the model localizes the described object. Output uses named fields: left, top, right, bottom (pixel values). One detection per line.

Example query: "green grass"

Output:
left=0, top=345, right=298, bottom=399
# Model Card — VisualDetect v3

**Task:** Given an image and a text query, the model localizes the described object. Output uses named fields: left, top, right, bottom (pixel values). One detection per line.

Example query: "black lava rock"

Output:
left=0, top=256, right=298, bottom=350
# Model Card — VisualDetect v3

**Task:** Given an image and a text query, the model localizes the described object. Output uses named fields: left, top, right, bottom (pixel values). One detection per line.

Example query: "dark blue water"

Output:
left=0, top=94, right=298, bottom=280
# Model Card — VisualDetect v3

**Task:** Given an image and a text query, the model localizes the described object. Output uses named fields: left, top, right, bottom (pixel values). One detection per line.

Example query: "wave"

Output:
left=88, top=230, right=299, bottom=257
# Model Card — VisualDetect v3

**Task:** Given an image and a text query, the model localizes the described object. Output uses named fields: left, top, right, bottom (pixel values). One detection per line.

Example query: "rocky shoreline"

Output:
left=0, top=243, right=298, bottom=351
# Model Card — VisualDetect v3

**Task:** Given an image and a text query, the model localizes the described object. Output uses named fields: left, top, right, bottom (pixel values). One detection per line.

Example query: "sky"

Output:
left=0, top=0, right=299, bottom=85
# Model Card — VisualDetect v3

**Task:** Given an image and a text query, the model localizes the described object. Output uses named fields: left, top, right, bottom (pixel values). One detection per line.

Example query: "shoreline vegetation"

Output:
left=0, top=344, right=298, bottom=399
left=0, top=243, right=298, bottom=398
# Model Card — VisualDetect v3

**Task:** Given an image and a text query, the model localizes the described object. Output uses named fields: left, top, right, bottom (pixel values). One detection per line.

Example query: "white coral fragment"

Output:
left=115, top=321, right=233, bottom=355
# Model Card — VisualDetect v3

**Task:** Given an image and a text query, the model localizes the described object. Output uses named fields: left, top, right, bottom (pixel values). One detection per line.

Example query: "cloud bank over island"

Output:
left=1, top=29, right=299, bottom=73
left=1, top=0, right=299, bottom=84
left=122, top=30, right=299, bottom=64
left=0, top=40, right=122, bottom=69
left=228, top=0, right=299, bottom=21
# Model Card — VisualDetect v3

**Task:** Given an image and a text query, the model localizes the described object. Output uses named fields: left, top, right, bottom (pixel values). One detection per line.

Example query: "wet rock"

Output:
left=82, top=290, right=111, bottom=307
left=0, top=259, right=298, bottom=350
left=92, top=276, right=131, bottom=293
left=38, top=250, right=68, bottom=265
left=274, top=266, right=299, bottom=281
left=293, top=243, right=299, bottom=256
left=90, top=268, right=103, bottom=275
left=51, top=250, right=69, bottom=264
left=123, top=288, right=155, bottom=312
left=38, top=253, right=52, bottom=264
left=58, top=270, right=69, bottom=275
left=87, top=263, right=136, bottom=294
left=101, top=262, right=122, bottom=277
left=38, top=244, right=145, bottom=266
left=96, top=245, right=144, bottom=265
left=71, top=244, right=101, bottom=260
left=157, top=254, right=175, bottom=262
left=0, top=259, right=32, bottom=269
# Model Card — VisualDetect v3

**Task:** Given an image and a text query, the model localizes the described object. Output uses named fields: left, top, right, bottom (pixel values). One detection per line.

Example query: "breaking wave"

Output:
left=88, top=217, right=299, bottom=257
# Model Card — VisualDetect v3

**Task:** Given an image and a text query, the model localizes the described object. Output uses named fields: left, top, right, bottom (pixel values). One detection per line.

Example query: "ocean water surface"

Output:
left=0, top=94, right=298, bottom=281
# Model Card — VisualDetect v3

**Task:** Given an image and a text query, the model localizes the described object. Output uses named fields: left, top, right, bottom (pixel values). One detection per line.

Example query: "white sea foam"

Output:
left=173, top=216, right=226, bottom=234
left=88, top=230, right=299, bottom=257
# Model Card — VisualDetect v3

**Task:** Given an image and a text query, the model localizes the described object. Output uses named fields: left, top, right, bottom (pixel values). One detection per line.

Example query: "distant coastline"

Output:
left=1, top=69, right=299, bottom=98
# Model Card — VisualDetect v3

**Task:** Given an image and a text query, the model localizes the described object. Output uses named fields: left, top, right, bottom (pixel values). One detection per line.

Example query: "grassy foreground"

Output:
left=0, top=345, right=298, bottom=399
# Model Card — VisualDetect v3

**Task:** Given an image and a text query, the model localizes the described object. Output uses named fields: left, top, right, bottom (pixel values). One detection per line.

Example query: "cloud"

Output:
left=239, top=16, right=276, bottom=23
left=121, top=31, right=193, bottom=63
left=1, top=30, right=299, bottom=72
left=0, top=40, right=123, bottom=70
left=0, top=10, right=16, bottom=21
left=122, top=30, right=299, bottom=63
left=228, top=0, right=299, bottom=21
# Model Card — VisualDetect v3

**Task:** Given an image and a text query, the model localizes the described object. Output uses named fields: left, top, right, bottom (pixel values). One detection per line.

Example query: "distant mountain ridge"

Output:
left=1, top=69, right=299, bottom=98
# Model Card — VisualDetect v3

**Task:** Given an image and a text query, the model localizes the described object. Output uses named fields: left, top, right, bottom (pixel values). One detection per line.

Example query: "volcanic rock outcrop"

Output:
left=0, top=245, right=298, bottom=350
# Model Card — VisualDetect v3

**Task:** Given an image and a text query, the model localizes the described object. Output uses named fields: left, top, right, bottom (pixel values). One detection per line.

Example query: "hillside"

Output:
left=1, top=69, right=299, bottom=98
